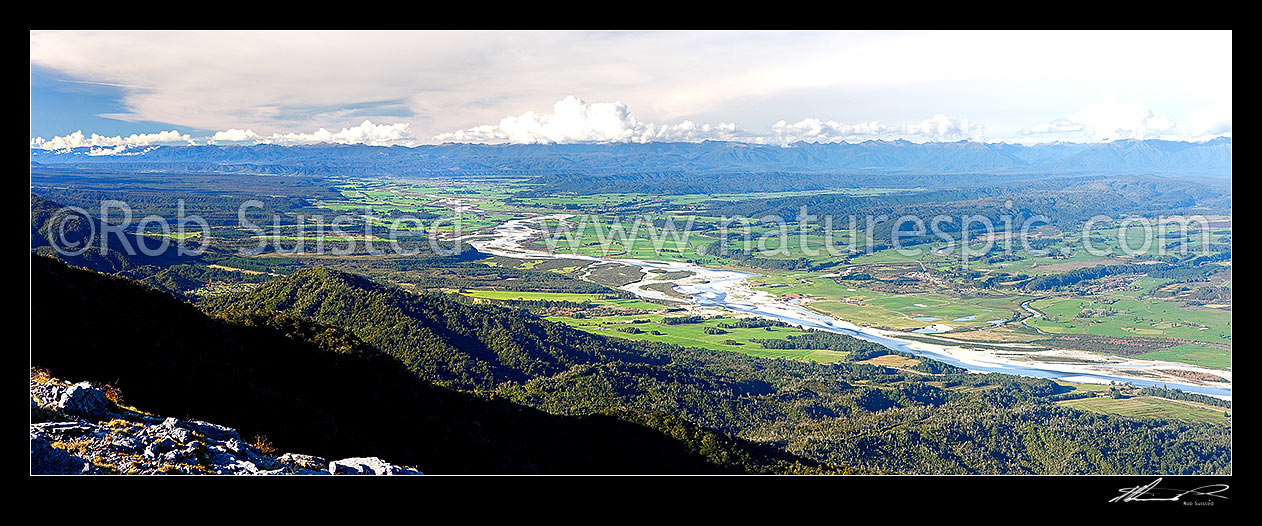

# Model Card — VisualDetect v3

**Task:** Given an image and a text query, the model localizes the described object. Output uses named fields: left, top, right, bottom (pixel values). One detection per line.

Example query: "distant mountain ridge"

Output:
left=30, top=137, right=1232, bottom=178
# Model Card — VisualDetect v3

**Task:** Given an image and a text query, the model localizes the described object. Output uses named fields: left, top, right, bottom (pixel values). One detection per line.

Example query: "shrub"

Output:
left=251, top=434, right=278, bottom=455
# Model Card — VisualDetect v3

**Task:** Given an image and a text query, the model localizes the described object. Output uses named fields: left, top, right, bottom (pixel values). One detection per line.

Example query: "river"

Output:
left=463, top=214, right=1232, bottom=399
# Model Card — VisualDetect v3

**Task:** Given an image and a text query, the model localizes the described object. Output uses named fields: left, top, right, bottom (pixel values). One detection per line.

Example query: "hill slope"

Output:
left=29, top=255, right=843, bottom=474
left=206, top=267, right=1233, bottom=475
left=30, top=194, right=193, bottom=274
left=204, top=268, right=666, bottom=390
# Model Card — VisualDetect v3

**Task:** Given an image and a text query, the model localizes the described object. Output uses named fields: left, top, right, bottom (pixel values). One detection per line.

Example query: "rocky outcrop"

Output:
left=30, top=432, right=99, bottom=474
left=329, top=457, right=423, bottom=475
left=30, top=372, right=421, bottom=475
left=57, top=382, right=111, bottom=418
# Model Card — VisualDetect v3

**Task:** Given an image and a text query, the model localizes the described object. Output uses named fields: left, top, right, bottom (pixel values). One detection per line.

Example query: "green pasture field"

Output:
left=510, top=188, right=913, bottom=211
left=252, top=235, right=385, bottom=242
left=142, top=230, right=203, bottom=240
left=509, top=193, right=651, bottom=209
left=1028, top=296, right=1231, bottom=345
left=454, top=289, right=666, bottom=311
left=1057, top=396, right=1231, bottom=426
left=323, top=180, right=532, bottom=231
left=1058, top=219, right=1227, bottom=259
left=1133, top=343, right=1232, bottom=370
left=545, top=313, right=849, bottom=363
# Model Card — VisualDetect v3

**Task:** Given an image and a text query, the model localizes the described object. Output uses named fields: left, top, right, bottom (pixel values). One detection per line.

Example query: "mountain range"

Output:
left=29, top=138, right=1232, bottom=178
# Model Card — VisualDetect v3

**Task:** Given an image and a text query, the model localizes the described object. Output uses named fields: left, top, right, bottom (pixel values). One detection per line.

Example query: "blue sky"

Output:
left=31, top=65, right=212, bottom=139
left=30, top=30, right=1232, bottom=149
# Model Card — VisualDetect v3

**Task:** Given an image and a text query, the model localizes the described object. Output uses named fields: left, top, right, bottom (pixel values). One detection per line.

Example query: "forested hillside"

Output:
left=30, top=255, right=842, bottom=474
left=205, top=269, right=663, bottom=390
left=207, top=267, right=1232, bottom=474
left=30, top=194, right=193, bottom=274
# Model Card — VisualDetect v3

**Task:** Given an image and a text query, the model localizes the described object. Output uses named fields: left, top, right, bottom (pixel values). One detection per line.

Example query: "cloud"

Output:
left=30, top=31, right=1231, bottom=144
left=1185, top=102, right=1232, bottom=138
left=29, top=121, right=414, bottom=151
left=256, top=120, right=413, bottom=146
left=435, top=96, right=640, bottom=144
left=211, top=128, right=260, bottom=142
left=87, top=145, right=159, bottom=156
left=86, top=145, right=129, bottom=156
left=765, top=114, right=984, bottom=145
left=435, top=96, right=748, bottom=144
left=436, top=97, right=986, bottom=146
left=28, top=98, right=1228, bottom=152
left=637, top=121, right=742, bottom=143
left=205, top=121, right=414, bottom=146
left=1019, top=98, right=1232, bottom=142
left=30, top=129, right=192, bottom=150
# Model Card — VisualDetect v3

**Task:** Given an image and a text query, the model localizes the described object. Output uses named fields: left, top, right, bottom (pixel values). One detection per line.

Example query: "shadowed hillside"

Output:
left=29, top=255, right=845, bottom=474
left=203, top=266, right=1232, bottom=475
left=203, top=268, right=669, bottom=390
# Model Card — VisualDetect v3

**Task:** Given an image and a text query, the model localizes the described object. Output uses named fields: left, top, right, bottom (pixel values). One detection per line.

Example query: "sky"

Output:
left=29, top=30, right=1232, bottom=150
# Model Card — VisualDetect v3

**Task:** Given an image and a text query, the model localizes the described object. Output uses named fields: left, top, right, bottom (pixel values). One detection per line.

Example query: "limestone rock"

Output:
left=57, top=382, right=110, bottom=418
left=225, top=438, right=244, bottom=454
left=169, top=427, right=192, bottom=444
left=31, top=435, right=98, bottom=475
left=32, top=372, right=421, bottom=476
left=329, top=457, right=422, bottom=475
left=279, top=452, right=328, bottom=472
left=188, top=421, right=240, bottom=442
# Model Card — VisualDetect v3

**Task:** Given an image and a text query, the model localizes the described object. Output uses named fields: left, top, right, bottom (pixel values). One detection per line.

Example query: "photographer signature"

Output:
left=1111, top=478, right=1229, bottom=503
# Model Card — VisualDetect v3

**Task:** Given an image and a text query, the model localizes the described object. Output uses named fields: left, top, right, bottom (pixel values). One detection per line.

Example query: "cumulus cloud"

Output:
left=31, top=121, right=417, bottom=151
left=435, top=96, right=647, bottom=144
left=637, top=121, right=742, bottom=143
left=86, top=145, right=159, bottom=156
left=206, top=121, right=414, bottom=145
left=86, top=145, right=129, bottom=156
left=434, top=96, right=747, bottom=144
left=211, top=128, right=260, bottom=142
left=30, top=129, right=192, bottom=150
left=258, top=120, right=413, bottom=146
left=764, top=114, right=984, bottom=145
left=1019, top=98, right=1232, bottom=142
left=435, top=96, right=981, bottom=145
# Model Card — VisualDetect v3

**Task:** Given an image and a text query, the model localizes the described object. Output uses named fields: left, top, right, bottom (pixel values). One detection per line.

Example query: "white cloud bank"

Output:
left=257, top=118, right=413, bottom=143
left=432, top=96, right=736, bottom=144
left=31, top=121, right=416, bottom=151
left=30, top=99, right=1230, bottom=151
left=434, top=96, right=984, bottom=145
left=765, top=114, right=984, bottom=144
left=1019, top=97, right=1232, bottom=143
left=30, top=129, right=192, bottom=150
left=211, top=128, right=260, bottom=142
left=249, top=120, right=414, bottom=146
